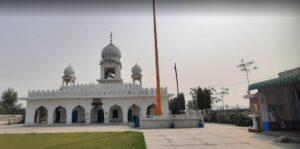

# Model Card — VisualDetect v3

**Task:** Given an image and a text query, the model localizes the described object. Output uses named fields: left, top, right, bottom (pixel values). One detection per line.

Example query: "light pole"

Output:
left=237, top=59, right=257, bottom=94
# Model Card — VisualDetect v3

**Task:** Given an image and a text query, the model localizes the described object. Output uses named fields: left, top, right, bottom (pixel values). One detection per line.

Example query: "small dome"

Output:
left=64, top=65, right=75, bottom=77
left=101, top=43, right=121, bottom=61
left=132, top=64, right=142, bottom=75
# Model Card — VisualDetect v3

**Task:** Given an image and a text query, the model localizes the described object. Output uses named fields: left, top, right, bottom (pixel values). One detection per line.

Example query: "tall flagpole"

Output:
left=152, top=0, right=162, bottom=115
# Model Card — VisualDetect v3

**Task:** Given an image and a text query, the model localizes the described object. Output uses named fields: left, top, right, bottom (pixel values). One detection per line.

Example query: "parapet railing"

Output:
left=28, top=83, right=168, bottom=98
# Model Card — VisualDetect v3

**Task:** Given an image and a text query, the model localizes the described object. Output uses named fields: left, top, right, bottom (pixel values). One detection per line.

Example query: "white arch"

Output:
left=53, top=106, right=67, bottom=124
left=146, top=104, right=156, bottom=117
left=72, top=105, right=86, bottom=123
left=109, top=104, right=123, bottom=123
left=90, top=105, right=104, bottom=123
left=34, top=106, right=48, bottom=124
left=128, top=104, right=141, bottom=122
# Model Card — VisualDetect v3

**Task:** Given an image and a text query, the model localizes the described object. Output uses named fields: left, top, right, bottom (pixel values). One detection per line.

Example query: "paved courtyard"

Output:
left=0, top=123, right=299, bottom=149
left=142, top=124, right=299, bottom=149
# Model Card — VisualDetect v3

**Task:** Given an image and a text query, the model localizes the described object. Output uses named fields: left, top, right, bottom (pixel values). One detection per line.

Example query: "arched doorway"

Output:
left=90, top=105, right=104, bottom=123
left=72, top=105, right=85, bottom=123
left=146, top=104, right=156, bottom=116
left=53, top=106, right=67, bottom=124
left=128, top=104, right=141, bottom=127
left=34, top=106, right=48, bottom=124
left=109, top=105, right=123, bottom=123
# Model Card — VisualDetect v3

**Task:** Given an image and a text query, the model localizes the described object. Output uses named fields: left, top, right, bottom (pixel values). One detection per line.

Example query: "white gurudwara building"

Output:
left=23, top=34, right=172, bottom=126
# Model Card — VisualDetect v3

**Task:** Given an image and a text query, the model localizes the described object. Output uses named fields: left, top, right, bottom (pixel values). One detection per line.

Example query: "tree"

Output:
left=169, top=97, right=178, bottom=115
left=0, top=88, right=25, bottom=115
left=190, top=87, right=203, bottom=110
left=169, top=93, right=186, bottom=114
left=177, top=93, right=185, bottom=111
left=203, top=88, right=212, bottom=110
left=186, top=99, right=198, bottom=112
left=211, top=87, right=229, bottom=109
left=190, top=87, right=212, bottom=112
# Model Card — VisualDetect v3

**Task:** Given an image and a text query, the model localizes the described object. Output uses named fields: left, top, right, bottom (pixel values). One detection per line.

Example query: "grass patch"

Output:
left=0, top=131, right=146, bottom=149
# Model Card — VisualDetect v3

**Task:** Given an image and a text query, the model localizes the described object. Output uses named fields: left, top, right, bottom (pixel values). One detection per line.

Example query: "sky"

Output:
left=0, top=0, right=299, bottom=108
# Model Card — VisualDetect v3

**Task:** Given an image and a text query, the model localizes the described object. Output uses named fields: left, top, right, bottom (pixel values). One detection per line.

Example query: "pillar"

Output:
left=26, top=105, right=34, bottom=125
left=66, top=107, right=73, bottom=124
left=122, top=105, right=129, bottom=124
left=85, top=105, right=91, bottom=124
left=103, top=106, right=109, bottom=124
left=47, top=106, right=54, bottom=125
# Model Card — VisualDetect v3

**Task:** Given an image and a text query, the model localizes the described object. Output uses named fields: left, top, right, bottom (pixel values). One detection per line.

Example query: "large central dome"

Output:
left=101, top=33, right=121, bottom=62
left=101, top=43, right=121, bottom=61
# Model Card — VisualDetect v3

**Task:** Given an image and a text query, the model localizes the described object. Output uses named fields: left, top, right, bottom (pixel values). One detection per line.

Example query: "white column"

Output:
left=47, top=106, right=54, bottom=125
left=25, top=104, right=34, bottom=125
left=66, top=106, right=73, bottom=124
left=103, top=106, right=110, bottom=124
left=122, top=104, right=129, bottom=124
left=85, top=105, right=91, bottom=124
left=252, top=116, right=258, bottom=129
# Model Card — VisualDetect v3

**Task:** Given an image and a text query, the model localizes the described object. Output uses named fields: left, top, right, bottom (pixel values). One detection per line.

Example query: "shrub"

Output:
left=207, top=111, right=252, bottom=127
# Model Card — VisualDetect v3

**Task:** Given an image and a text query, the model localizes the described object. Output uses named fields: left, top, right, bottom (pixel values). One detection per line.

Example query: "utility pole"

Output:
left=152, top=0, right=162, bottom=115
left=174, top=63, right=179, bottom=96
left=237, top=59, right=257, bottom=94
left=220, top=87, right=229, bottom=110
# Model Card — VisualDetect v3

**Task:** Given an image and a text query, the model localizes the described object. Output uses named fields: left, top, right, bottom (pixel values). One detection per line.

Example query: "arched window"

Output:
left=109, top=105, right=123, bottom=123
left=146, top=104, right=156, bottom=116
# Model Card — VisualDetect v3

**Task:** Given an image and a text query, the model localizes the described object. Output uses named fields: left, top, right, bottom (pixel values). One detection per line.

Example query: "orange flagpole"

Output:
left=152, top=0, right=162, bottom=115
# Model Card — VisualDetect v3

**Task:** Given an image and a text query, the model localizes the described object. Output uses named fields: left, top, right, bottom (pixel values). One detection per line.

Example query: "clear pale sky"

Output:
left=0, top=1, right=299, bottom=108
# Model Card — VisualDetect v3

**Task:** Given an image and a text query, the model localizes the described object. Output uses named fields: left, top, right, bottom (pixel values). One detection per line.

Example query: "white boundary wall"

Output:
left=141, top=115, right=203, bottom=129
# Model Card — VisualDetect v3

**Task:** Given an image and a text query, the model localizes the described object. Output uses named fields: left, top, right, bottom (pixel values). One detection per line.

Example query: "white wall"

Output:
left=25, top=96, right=169, bottom=125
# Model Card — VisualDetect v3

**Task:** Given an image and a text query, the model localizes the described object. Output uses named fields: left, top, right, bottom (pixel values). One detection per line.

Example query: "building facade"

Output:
left=247, top=67, right=300, bottom=131
left=23, top=34, right=172, bottom=126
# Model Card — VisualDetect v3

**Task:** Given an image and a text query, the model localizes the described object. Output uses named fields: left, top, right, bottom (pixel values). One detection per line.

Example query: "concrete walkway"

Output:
left=0, top=123, right=299, bottom=149
left=142, top=123, right=300, bottom=149
left=0, top=124, right=135, bottom=134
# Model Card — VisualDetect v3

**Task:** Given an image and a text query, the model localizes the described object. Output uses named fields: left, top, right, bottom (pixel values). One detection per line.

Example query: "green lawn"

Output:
left=0, top=131, right=146, bottom=149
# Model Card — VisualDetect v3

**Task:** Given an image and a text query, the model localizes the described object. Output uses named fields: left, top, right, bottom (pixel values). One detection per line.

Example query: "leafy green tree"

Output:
left=169, top=92, right=186, bottom=114
left=190, top=87, right=213, bottom=114
left=0, top=88, right=25, bottom=115
left=203, top=88, right=212, bottom=110
left=169, top=97, right=177, bottom=114
left=190, top=87, right=204, bottom=110
left=177, top=93, right=185, bottom=111
left=186, top=99, right=198, bottom=112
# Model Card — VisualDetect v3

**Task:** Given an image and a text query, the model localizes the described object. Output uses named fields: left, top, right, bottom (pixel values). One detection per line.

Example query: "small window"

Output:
left=113, top=109, right=118, bottom=118
left=104, top=68, right=116, bottom=80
